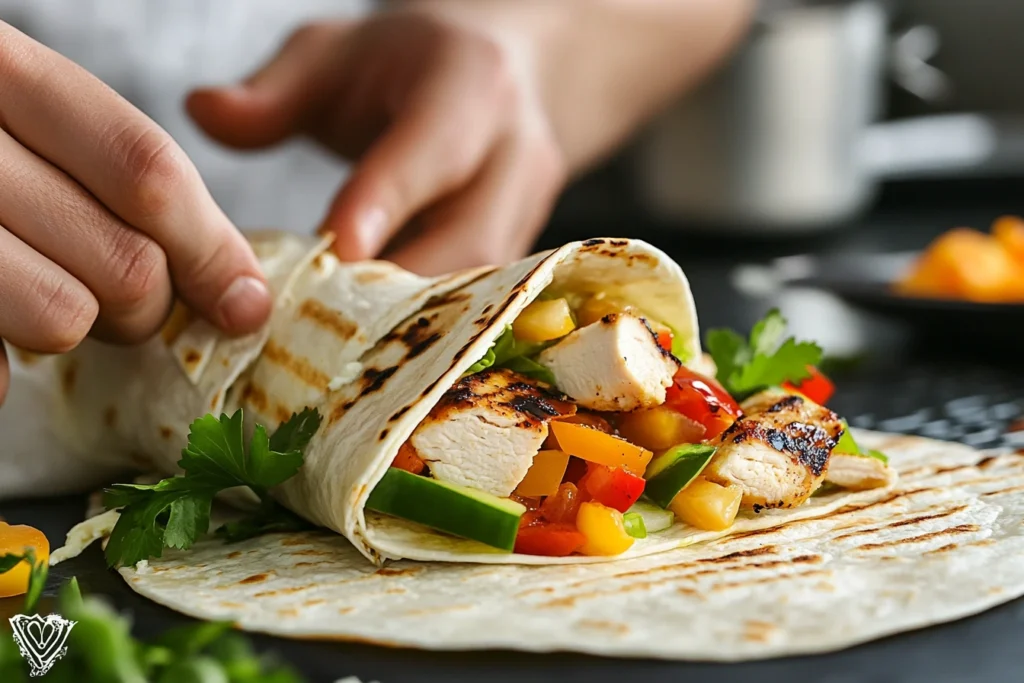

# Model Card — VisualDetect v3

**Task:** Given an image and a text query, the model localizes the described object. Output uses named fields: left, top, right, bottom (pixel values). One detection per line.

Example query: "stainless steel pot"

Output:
left=633, top=0, right=1024, bottom=233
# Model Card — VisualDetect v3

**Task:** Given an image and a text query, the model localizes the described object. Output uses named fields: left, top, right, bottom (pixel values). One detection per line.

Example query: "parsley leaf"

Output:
left=0, top=554, right=22, bottom=574
left=216, top=501, right=314, bottom=543
left=268, top=407, right=321, bottom=455
left=103, top=408, right=321, bottom=568
left=464, top=325, right=558, bottom=385
left=706, top=309, right=823, bottom=398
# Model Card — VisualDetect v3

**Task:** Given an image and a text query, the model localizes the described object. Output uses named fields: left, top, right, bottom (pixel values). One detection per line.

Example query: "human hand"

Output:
left=186, top=6, right=567, bottom=276
left=0, top=21, right=272, bottom=406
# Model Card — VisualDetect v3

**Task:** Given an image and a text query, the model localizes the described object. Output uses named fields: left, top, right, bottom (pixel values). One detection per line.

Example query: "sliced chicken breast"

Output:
left=538, top=313, right=679, bottom=412
left=826, top=452, right=896, bottom=491
left=409, top=368, right=575, bottom=497
left=703, top=389, right=844, bottom=511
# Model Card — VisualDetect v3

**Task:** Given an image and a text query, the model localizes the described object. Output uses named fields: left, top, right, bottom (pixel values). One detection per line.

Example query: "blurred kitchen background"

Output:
left=549, top=0, right=1024, bottom=235
left=540, top=0, right=1024, bottom=369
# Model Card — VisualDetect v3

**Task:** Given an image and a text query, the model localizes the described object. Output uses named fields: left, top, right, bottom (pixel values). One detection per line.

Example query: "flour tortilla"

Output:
left=112, top=431, right=1024, bottom=660
left=0, top=230, right=328, bottom=499
left=7, top=233, right=884, bottom=567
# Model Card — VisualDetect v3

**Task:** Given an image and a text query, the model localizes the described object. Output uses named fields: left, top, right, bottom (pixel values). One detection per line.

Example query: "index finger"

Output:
left=0, top=22, right=271, bottom=335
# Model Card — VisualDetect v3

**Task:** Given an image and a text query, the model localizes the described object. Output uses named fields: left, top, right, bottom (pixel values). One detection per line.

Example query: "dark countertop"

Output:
left=4, top=176, right=1024, bottom=683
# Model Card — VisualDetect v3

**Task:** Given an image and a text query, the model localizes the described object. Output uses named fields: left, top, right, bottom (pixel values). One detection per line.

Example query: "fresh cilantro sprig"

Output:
left=705, top=309, right=823, bottom=399
left=464, top=325, right=558, bottom=386
left=103, top=408, right=321, bottom=568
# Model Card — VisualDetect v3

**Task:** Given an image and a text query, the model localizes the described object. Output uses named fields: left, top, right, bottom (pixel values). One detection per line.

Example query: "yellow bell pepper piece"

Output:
left=515, top=450, right=570, bottom=497
left=549, top=421, right=653, bottom=475
left=576, top=293, right=636, bottom=327
left=576, top=501, right=635, bottom=556
left=512, top=298, right=576, bottom=342
left=616, top=406, right=705, bottom=451
left=669, top=477, right=742, bottom=531
left=0, top=522, right=49, bottom=598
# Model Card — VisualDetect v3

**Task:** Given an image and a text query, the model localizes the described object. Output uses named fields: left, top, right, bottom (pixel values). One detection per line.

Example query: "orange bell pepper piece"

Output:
left=548, top=421, right=653, bottom=475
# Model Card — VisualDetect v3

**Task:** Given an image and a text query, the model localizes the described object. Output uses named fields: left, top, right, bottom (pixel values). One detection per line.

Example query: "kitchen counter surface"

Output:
left=4, top=176, right=1024, bottom=683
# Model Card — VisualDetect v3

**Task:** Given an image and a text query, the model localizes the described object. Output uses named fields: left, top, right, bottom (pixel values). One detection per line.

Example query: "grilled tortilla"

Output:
left=53, top=431, right=1024, bottom=661
left=4, top=233, right=890, bottom=565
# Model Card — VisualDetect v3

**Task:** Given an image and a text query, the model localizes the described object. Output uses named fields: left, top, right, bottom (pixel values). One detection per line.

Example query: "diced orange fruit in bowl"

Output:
left=895, top=227, right=1024, bottom=303
left=993, top=215, right=1024, bottom=265
left=0, top=522, right=49, bottom=598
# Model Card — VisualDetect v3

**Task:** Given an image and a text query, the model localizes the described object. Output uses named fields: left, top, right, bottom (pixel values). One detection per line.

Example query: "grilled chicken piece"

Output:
left=703, top=389, right=844, bottom=511
left=825, top=453, right=896, bottom=491
left=537, top=313, right=679, bottom=412
left=409, top=368, right=575, bottom=497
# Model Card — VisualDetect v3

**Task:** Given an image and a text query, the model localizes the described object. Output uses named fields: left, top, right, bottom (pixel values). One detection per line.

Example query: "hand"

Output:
left=186, top=7, right=567, bottom=276
left=0, top=21, right=272, bottom=406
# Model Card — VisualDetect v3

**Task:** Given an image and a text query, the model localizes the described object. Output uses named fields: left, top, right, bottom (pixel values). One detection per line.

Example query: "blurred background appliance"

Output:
left=630, top=0, right=1024, bottom=234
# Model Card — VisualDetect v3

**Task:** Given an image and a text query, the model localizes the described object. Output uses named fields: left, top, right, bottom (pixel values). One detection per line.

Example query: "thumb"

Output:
left=186, top=23, right=346, bottom=150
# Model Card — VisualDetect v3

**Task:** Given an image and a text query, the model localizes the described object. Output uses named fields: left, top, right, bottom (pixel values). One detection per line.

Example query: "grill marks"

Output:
left=359, top=366, right=399, bottom=397
left=60, top=361, right=78, bottom=396
left=854, top=524, right=982, bottom=552
left=534, top=551, right=827, bottom=609
left=263, top=340, right=330, bottom=389
left=297, top=299, right=359, bottom=340
left=831, top=505, right=970, bottom=542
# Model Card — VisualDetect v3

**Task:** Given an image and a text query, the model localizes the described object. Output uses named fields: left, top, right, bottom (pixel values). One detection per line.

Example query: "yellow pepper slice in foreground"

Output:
left=0, top=522, right=49, bottom=598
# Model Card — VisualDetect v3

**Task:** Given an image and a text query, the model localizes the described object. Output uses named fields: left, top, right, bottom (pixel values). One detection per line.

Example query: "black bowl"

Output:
left=776, top=250, right=1024, bottom=351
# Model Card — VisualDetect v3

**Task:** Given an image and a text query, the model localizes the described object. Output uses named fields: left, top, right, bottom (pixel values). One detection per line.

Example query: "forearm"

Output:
left=406, top=0, right=756, bottom=174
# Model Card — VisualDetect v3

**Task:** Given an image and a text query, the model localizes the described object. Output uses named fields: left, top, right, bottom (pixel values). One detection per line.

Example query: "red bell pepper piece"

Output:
left=664, top=367, right=742, bottom=440
left=656, top=330, right=673, bottom=353
left=782, top=366, right=835, bottom=405
left=578, top=463, right=646, bottom=513
left=514, top=523, right=587, bottom=556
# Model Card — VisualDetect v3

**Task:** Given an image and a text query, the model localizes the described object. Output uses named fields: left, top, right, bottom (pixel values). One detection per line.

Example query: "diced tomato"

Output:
left=392, top=442, right=426, bottom=475
left=539, top=482, right=582, bottom=523
left=511, top=494, right=542, bottom=510
left=562, top=457, right=590, bottom=487
left=514, top=523, right=586, bottom=556
left=664, top=367, right=742, bottom=440
left=781, top=366, right=835, bottom=405
left=656, top=330, right=673, bottom=353
left=519, top=509, right=545, bottom=528
left=578, top=463, right=646, bottom=513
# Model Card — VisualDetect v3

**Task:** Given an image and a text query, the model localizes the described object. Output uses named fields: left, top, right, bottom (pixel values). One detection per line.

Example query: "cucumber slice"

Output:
left=644, top=444, right=717, bottom=508
left=625, top=501, right=674, bottom=534
left=623, top=512, right=647, bottom=539
left=366, top=468, right=526, bottom=551
left=835, top=419, right=860, bottom=455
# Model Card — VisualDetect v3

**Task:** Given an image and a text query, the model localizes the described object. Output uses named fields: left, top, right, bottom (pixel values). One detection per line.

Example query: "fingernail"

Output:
left=217, top=276, right=272, bottom=334
left=356, top=207, right=388, bottom=255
